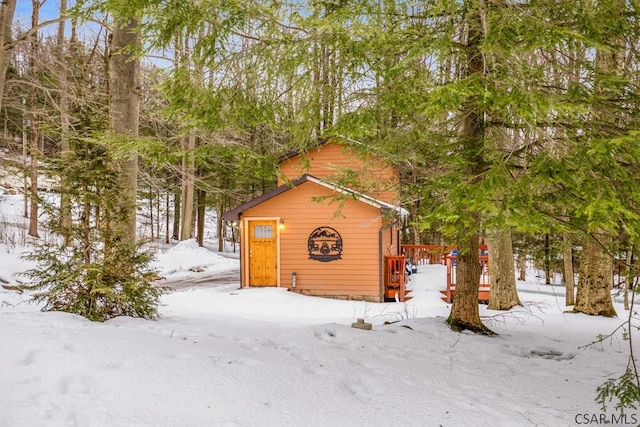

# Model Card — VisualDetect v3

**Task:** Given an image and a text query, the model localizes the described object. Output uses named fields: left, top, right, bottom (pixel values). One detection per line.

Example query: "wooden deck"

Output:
left=400, top=244, right=450, bottom=265
left=383, top=256, right=412, bottom=302
left=442, top=249, right=490, bottom=303
left=400, top=244, right=491, bottom=303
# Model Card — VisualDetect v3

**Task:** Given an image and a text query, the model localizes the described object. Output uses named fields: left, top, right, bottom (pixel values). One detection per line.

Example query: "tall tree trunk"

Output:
left=27, top=0, right=40, bottom=239
left=156, top=191, right=161, bottom=240
left=108, top=15, right=140, bottom=243
left=165, top=191, right=170, bottom=244
left=544, top=234, right=551, bottom=285
left=172, top=190, right=180, bottom=240
left=446, top=0, right=492, bottom=334
left=196, top=188, right=206, bottom=247
left=562, top=232, right=575, bottom=306
left=180, top=133, right=195, bottom=240
left=57, top=0, right=72, bottom=242
left=28, top=124, right=39, bottom=238
left=572, top=0, right=623, bottom=318
left=487, top=229, right=520, bottom=310
left=623, top=248, right=633, bottom=311
left=0, top=0, right=16, bottom=113
left=217, top=195, right=224, bottom=252
left=449, top=232, right=492, bottom=333
left=149, top=188, right=154, bottom=241
left=22, top=117, right=28, bottom=218
left=574, top=234, right=616, bottom=317
left=517, top=249, right=527, bottom=281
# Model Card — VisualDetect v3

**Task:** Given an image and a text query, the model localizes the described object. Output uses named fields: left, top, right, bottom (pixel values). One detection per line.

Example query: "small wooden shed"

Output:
left=223, top=140, right=408, bottom=302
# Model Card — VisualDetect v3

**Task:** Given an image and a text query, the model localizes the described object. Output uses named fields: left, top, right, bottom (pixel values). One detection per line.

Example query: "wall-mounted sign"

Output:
left=308, top=226, right=343, bottom=262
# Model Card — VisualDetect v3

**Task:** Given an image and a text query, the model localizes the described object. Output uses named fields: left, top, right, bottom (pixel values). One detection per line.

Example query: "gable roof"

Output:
left=277, top=138, right=331, bottom=164
left=222, top=174, right=407, bottom=222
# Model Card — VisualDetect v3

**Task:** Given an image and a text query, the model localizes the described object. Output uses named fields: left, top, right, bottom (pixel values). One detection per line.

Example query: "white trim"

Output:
left=243, top=217, right=281, bottom=288
left=304, top=175, right=409, bottom=218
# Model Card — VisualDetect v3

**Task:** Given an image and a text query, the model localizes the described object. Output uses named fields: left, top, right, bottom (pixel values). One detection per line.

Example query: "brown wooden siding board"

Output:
left=278, top=141, right=399, bottom=204
left=243, top=181, right=382, bottom=298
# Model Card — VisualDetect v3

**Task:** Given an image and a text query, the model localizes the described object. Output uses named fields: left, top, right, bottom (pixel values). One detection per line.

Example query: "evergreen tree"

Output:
left=23, top=139, right=161, bottom=321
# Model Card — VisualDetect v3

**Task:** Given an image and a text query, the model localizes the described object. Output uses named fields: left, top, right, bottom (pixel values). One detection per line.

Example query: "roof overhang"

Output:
left=222, top=174, right=407, bottom=222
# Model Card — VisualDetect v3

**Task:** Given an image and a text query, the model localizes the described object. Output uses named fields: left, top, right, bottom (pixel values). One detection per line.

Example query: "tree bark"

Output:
left=196, top=188, right=206, bottom=247
left=562, top=232, right=575, bottom=306
left=165, top=191, right=170, bottom=244
left=544, top=234, right=551, bottom=285
left=149, top=188, right=154, bottom=241
left=0, top=0, right=17, bottom=114
left=446, top=0, right=492, bottom=334
left=571, top=0, right=623, bottom=318
left=623, top=248, right=632, bottom=311
left=574, top=234, right=616, bottom=317
left=180, top=132, right=195, bottom=240
left=448, top=232, right=493, bottom=334
left=172, top=190, right=180, bottom=240
left=108, top=15, right=140, bottom=244
left=517, top=249, right=527, bottom=281
left=487, top=229, right=520, bottom=310
left=28, top=127, right=39, bottom=238
left=217, top=195, right=224, bottom=252
left=57, top=0, right=72, bottom=243
left=27, top=0, right=40, bottom=239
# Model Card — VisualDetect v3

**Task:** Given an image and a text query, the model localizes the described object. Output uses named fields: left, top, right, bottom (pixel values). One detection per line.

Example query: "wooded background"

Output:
left=1, top=1, right=639, bottom=329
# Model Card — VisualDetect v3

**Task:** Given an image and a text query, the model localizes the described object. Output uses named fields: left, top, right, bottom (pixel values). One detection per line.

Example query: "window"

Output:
left=254, top=225, right=273, bottom=238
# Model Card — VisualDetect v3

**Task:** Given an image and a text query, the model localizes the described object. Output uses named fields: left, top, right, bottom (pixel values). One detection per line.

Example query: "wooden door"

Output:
left=248, top=220, right=278, bottom=286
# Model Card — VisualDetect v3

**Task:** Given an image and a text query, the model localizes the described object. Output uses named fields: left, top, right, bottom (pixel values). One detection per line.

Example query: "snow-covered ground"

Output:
left=0, top=193, right=637, bottom=426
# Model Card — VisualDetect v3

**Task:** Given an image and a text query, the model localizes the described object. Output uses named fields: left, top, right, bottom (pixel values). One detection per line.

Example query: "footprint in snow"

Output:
left=313, top=329, right=336, bottom=341
left=17, top=349, right=39, bottom=367
left=528, top=348, right=576, bottom=361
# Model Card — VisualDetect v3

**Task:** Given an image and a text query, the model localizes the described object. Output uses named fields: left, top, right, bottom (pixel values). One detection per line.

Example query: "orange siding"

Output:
left=380, top=221, right=400, bottom=259
left=278, top=141, right=399, bottom=204
left=242, top=181, right=384, bottom=301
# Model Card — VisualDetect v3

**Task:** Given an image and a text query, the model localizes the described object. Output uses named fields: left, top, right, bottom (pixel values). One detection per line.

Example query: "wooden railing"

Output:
left=400, top=245, right=451, bottom=265
left=442, top=247, right=490, bottom=303
left=384, top=255, right=409, bottom=302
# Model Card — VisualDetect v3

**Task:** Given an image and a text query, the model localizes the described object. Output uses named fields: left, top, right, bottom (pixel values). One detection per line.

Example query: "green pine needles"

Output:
left=23, top=235, right=161, bottom=322
left=596, top=368, right=640, bottom=414
left=21, top=138, right=162, bottom=322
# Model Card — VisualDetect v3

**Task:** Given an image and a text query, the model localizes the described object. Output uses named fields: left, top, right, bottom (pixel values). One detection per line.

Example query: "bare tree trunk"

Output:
left=0, top=0, right=16, bottom=113
left=180, top=133, right=195, bottom=240
left=544, top=234, right=551, bottom=285
left=22, top=101, right=28, bottom=218
left=149, top=188, right=154, bottom=241
left=172, top=190, right=180, bottom=240
left=28, top=124, right=39, bottom=238
left=196, top=188, right=205, bottom=247
left=517, top=249, right=527, bottom=281
left=57, top=0, right=72, bottom=243
left=563, top=232, right=575, bottom=306
left=108, top=15, right=140, bottom=243
left=574, top=234, right=617, bottom=317
left=165, top=191, right=170, bottom=244
left=623, top=247, right=633, bottom=311
left=156, top=191, right=161, bottom=240
left=27, top=0, right=40, bottom=239
left=449, top=232, right=492, bottom=333
left=217, top=196, right=224, bottom=252
left=487, top=229, right=520, bottom=310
